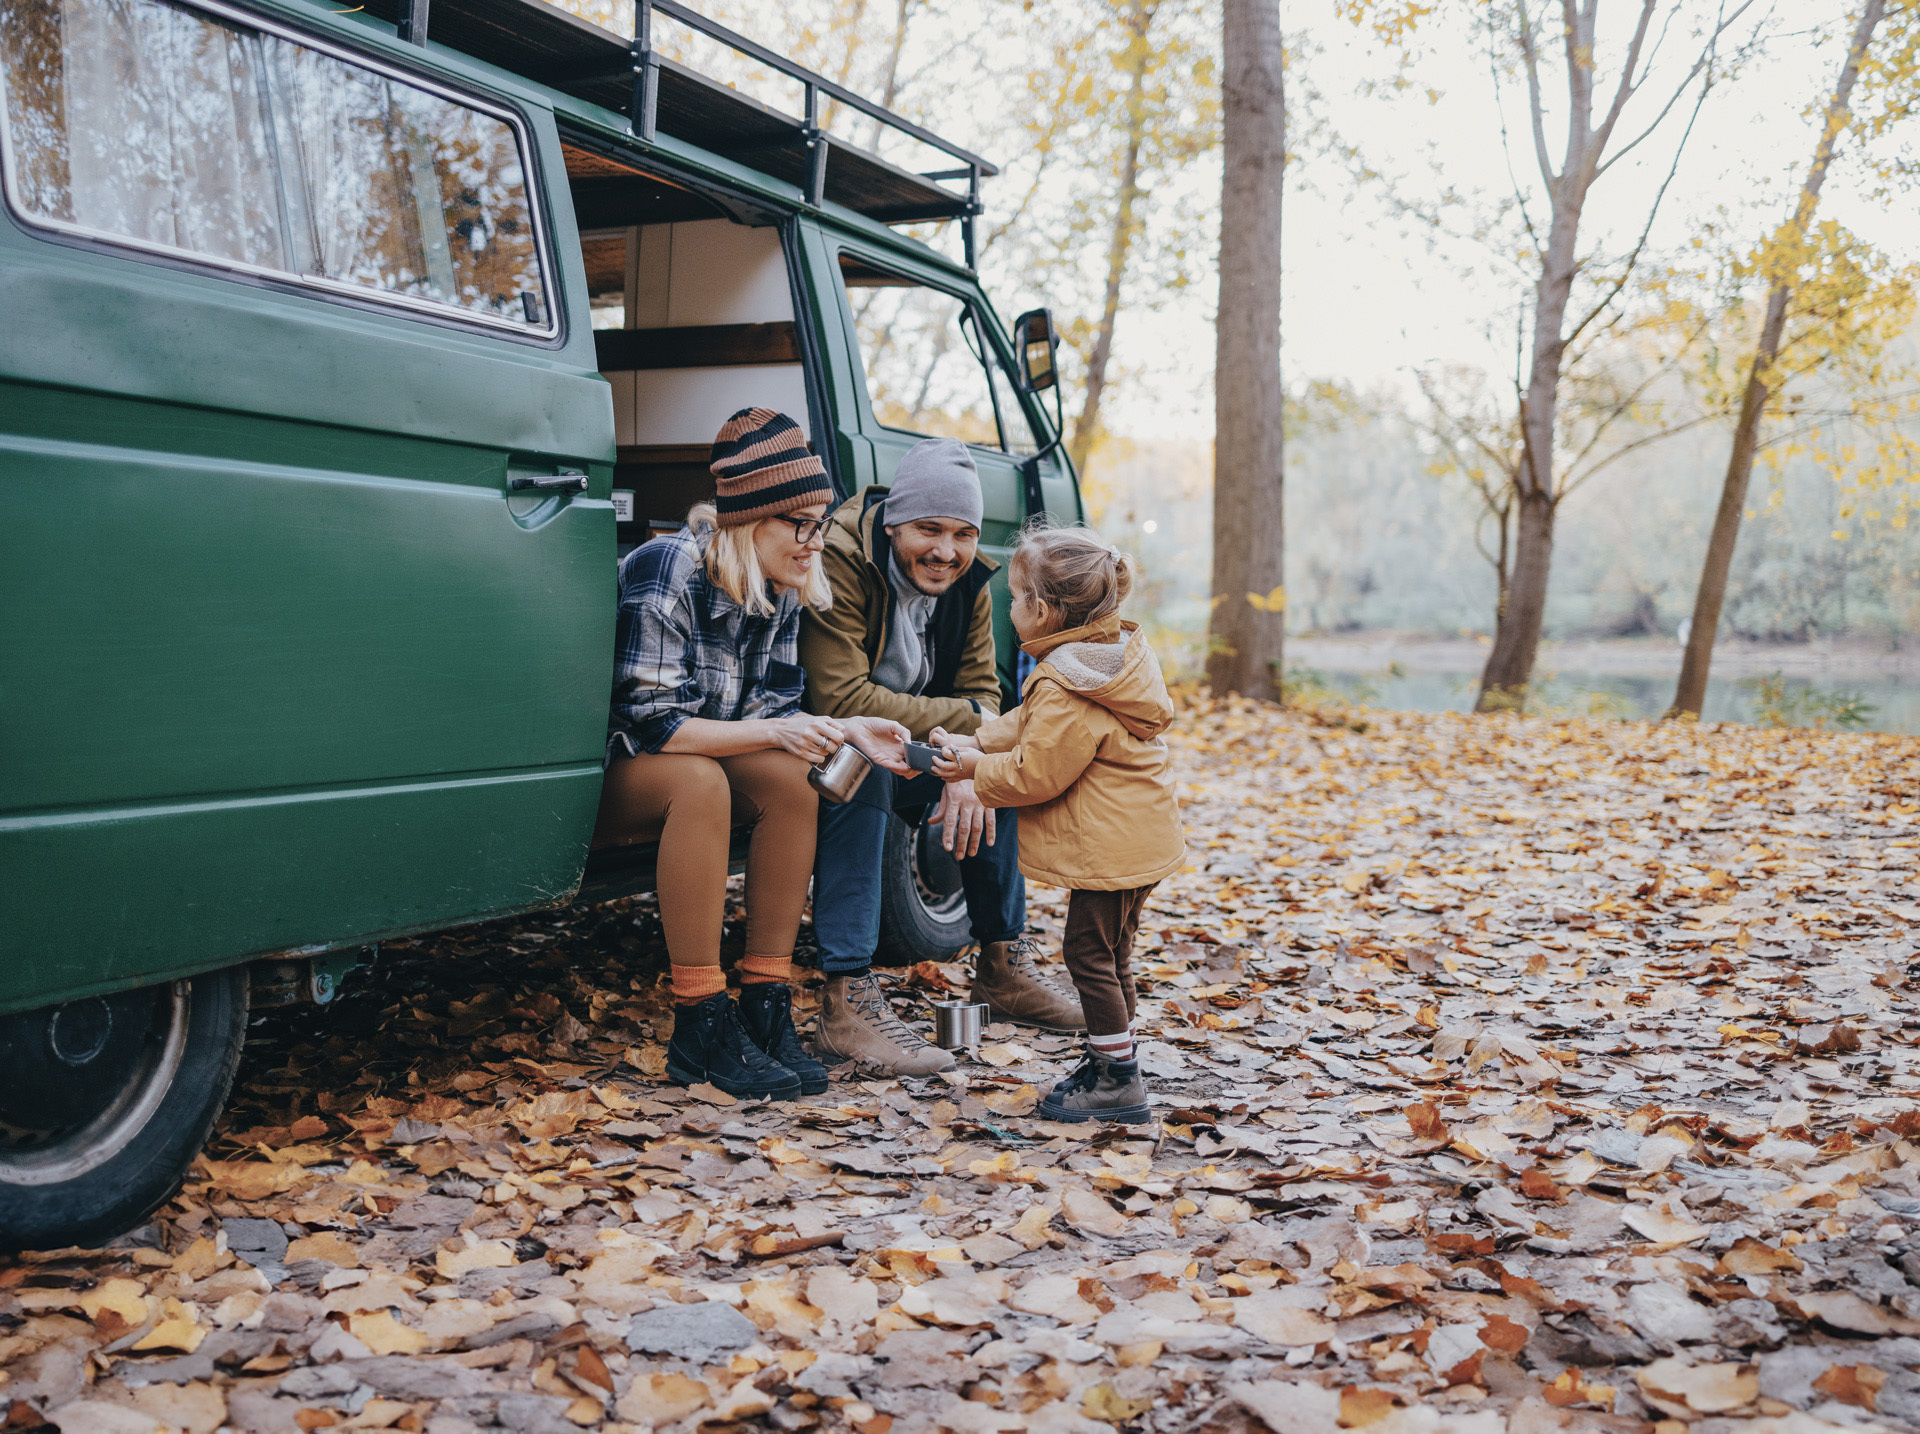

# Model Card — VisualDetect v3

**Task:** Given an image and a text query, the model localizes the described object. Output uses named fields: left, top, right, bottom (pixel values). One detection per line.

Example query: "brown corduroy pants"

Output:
left=1061, top=883, right=1158, bottom=1036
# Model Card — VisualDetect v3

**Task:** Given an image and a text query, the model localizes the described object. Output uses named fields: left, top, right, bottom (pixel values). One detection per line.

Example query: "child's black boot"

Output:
left=1037, top=1051, right=1151, bottom=1124
left=666, top=993, right=802, bottom=1100
left=737, top=983, right=829, bottom=1096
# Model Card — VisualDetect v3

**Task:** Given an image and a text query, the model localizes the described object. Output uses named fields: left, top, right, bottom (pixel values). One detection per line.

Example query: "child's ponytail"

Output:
left=1011, top=522, right=1135, bottom=631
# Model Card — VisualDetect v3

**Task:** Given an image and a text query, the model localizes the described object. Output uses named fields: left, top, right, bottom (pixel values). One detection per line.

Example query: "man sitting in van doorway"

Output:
left=800, top=439, right=1086, bottom=1075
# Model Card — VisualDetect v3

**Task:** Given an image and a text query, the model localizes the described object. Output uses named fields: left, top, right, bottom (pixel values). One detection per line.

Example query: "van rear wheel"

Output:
left=877, top=815, right=972, bottom=964
left=0, top=969, right=248, bottom=1252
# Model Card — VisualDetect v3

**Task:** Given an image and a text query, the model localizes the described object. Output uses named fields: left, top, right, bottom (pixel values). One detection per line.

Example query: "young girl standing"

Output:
left=931, top=526, right=1184, bottom=1123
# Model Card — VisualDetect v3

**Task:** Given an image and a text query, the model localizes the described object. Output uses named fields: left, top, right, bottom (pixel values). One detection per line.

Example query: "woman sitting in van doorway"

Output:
left=596, top=408, right=912, bottom=1101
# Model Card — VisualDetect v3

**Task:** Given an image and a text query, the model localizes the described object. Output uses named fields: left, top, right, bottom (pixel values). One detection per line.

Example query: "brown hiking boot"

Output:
left=972, top=937, right=1086, bottom=1032
left=814, top=974, right=955, bottom=1075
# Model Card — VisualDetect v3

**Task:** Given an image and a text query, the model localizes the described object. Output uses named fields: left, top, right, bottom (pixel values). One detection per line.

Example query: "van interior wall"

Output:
left=586, top=218, right=807, bottom=553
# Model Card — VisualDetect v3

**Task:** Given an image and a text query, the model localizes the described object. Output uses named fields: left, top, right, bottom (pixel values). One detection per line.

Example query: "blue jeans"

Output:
left=813, top=770, right=1025, bottom=974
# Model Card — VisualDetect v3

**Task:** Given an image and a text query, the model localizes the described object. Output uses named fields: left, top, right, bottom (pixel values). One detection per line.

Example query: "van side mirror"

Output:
left=1011, top=308, right=1058, bottom=393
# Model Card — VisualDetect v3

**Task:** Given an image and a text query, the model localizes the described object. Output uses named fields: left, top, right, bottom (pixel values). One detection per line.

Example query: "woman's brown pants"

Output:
left=592, top=749, right=818, bottom=968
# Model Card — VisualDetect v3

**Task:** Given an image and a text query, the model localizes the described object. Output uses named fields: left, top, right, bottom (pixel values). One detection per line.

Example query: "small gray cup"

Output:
left=808, top=741, right=873, bottom=804
left=932, top=999, right=988, bottom=1051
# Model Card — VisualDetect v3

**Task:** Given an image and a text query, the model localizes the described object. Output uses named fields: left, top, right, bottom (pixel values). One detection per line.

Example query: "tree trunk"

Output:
left=1479, top=488, right=1557, bottom=708
left=1068, top=0, right=1152, bottom=478
left=1475, top=193, right=1582, bottom=709
left=1206, top=0, right=1285, bottom=699
left=1670, top=0, right=1882, bottom=718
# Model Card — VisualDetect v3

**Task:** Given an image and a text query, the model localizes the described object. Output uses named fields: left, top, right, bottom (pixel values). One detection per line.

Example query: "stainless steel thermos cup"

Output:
left=808, top=741, right=874, bottom=804
left=932, top=1000, right=988, bottom=1051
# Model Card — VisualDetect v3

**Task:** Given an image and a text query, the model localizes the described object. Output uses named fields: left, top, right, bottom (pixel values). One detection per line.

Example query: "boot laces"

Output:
left=749, top=988, right=808, bottom=1065
left=1007, top=936, right=1074, bottom=996
left=848, top=975, right=932, bottom=1050
left=717, top=997, right=789, bottom=1074
left=1056, top=1053, right=1100, bottom=1096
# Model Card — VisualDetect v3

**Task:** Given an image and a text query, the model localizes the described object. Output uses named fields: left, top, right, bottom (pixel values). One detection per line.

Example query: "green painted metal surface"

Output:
left=0, top=41, right=614, bottom=1014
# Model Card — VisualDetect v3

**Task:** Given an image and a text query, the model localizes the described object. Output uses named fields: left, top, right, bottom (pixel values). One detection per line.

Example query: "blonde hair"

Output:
left=1009, top=522, right=1134, bottom=632
left=686, top=502, right=832, bottom=617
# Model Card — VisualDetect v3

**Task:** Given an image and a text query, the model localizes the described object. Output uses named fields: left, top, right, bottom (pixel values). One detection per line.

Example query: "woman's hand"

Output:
left=931, top=745, right=981, bottom=781
left=842, top=716, right=915, bottom=776
left=772, top=713, right=845, bottom=764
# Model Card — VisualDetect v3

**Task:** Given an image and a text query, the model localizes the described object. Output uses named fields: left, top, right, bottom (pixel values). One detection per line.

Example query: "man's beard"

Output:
left=895, top=547, right=961, bottom=596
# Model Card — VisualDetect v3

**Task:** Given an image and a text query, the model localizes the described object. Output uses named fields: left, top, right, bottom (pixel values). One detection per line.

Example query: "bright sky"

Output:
left=1093, top=0, right=1899, bottom=443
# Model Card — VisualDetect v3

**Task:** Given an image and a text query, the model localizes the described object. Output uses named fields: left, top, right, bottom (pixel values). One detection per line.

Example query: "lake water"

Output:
left=1287, top=640, right=1920, bottom=735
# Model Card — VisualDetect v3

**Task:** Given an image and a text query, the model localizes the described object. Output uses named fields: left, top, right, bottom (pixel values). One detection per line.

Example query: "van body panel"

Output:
left=0, top=766, right=599, bottom=1013
left=0, top=19, right=615, bottom=1015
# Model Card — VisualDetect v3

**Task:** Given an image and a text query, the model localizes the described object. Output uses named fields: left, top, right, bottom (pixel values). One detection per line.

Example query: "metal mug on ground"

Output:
left=932, top=1000, right=988, bottom=1052
left=808, top=741, right=873, bottom=804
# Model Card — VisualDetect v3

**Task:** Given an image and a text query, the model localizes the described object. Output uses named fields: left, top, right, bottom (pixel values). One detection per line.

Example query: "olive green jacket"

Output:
left=799, top=488, right=1000, bottom=740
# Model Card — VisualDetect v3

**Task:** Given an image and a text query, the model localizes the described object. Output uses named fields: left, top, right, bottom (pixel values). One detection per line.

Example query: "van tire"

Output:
left=0, top=968, right=248, bottom=1253
left=877, top=815, right=972, bottom=965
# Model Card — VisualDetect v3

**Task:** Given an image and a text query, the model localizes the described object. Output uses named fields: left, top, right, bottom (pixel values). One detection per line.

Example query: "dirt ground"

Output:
left=5, top=699, right=1920, bottom=1434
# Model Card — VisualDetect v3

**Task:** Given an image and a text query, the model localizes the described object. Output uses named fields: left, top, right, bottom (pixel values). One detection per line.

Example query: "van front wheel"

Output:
left=877, top=815, right=972, bottom=964
left=0, top=969, right=248, bottom=1252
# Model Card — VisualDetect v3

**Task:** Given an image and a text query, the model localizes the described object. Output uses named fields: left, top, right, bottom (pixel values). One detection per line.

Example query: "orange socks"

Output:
left=670, top=964, right=726, bottom=1006
left=671, top=959, right=793, bottom=1003
left=739, top=955, right=794, bottom=987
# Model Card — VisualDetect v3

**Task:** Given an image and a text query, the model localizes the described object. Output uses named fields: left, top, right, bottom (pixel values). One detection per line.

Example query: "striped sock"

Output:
left=671, top=963, right=727, bottom=1006
left=739, top=954, right=793, bottom=986
left=1088, top=1028, right=1133, bottom=1062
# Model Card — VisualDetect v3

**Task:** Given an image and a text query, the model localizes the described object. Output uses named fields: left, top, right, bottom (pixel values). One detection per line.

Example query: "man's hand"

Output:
left=842, top=715, right=914, bottom=776
left=935, top=779, right=996, bottom=859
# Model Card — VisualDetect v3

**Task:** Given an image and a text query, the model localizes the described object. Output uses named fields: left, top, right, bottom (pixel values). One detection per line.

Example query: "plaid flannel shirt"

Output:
left=607, top=528, right=805, bottom=760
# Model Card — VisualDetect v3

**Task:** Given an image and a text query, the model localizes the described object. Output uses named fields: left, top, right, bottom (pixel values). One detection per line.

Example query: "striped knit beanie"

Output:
left=709, top=408, right=833, bottom=527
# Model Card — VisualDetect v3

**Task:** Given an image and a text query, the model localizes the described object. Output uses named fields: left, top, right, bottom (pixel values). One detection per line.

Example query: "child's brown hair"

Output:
left=1010, top=523, right=1135, bottom=632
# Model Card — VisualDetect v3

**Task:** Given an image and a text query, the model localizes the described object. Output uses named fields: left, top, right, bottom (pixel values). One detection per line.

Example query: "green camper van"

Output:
left=0, top=0, right=1080, bottom=1249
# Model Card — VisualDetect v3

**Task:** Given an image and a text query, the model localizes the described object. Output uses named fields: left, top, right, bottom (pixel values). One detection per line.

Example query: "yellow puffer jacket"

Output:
left=971, top=616, right=1185, bottom=890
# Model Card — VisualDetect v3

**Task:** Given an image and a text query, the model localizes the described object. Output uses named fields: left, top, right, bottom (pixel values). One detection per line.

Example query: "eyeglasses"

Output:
left=770, top=514, right=829, bottom=546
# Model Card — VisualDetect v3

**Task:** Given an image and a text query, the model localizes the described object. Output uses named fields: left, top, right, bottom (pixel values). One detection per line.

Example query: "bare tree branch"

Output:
left=1589, top=0, right=1660, bottom=161
left=1516, top=0, right=1560, bottom=189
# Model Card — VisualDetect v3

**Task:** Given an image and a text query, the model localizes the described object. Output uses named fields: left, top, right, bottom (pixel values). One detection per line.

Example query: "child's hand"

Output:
left=929, top=726, right=980, bottom=753
left=930, top=744, right=980, bottom=781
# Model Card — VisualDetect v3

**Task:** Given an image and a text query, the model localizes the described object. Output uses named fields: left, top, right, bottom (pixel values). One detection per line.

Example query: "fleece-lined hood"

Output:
left=1023, top=618, right=1175, bottom=741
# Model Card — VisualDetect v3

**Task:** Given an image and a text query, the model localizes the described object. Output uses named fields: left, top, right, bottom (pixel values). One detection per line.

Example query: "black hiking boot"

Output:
left=737, top=982, right=829, bottom=1096
left=1037, top=1051, right=1151, bottom=1124
left=665, top=993, right=802, bottom=1100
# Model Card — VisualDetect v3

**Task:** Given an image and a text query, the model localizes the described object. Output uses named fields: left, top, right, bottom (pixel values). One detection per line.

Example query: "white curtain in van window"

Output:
left=56, top=0, right=286, bottom=267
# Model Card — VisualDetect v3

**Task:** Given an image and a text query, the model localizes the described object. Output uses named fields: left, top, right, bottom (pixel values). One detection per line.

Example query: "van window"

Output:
left=0, top=0, right=551, bottom=333
left=838, top=252, right=1008, bottom=450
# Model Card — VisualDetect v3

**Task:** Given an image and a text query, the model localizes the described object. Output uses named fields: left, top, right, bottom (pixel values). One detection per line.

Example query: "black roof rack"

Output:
left=367, top=0, right=996, bottom=263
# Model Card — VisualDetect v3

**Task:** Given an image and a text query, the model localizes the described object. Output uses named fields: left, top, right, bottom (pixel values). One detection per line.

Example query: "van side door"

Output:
left=0, top=0, right=614, bottom=1011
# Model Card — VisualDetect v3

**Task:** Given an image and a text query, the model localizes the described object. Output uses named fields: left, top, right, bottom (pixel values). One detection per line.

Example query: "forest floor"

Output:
left=6, top=701, right=1920, bottom=1434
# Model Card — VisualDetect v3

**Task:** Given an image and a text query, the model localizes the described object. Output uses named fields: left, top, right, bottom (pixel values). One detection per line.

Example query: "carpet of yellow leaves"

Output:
left=4, top=701, right=1919, bottom=1434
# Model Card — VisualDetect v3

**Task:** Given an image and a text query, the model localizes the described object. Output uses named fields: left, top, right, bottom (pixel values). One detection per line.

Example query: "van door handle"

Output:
left=510, top=472, right=589, bottom=494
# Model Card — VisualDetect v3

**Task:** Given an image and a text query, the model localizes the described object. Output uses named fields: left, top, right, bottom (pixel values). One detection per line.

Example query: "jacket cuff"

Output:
left=970, top=753, right=1018, bottom=807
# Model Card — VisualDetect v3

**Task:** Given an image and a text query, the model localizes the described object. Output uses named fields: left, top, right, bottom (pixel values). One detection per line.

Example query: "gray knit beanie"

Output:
left=885, top=439, right=983, bottom=529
